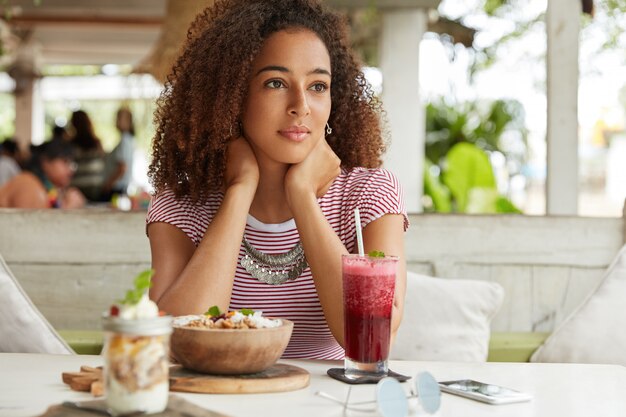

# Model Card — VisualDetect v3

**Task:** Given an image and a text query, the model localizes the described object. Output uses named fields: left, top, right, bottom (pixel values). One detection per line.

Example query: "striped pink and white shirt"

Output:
left=146, top=167, right=408, bottom=360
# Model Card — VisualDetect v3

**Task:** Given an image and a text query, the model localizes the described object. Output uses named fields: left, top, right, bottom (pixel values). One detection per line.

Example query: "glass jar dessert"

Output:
left=102, top=289, right=172, bottom=415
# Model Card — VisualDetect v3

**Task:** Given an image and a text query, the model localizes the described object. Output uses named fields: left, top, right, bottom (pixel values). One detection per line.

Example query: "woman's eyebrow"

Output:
left=256, top=65, right=289, bottom=75
left=255, top=65, right=331, bottom=77
left=310, top=68, right=331, bottom=77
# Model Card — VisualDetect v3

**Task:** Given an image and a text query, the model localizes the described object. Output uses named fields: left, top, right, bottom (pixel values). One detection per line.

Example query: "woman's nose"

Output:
left=288, top=88, right=310, bottom=117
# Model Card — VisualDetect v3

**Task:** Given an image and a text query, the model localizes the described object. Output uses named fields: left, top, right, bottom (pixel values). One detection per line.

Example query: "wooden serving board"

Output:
left=169, top=363, right=310, bottom=394
left=61, top=366, right=104, bottom=396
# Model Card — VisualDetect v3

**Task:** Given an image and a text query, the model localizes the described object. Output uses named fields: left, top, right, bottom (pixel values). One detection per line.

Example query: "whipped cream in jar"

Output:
left=102, top=295, right=172, bottom=416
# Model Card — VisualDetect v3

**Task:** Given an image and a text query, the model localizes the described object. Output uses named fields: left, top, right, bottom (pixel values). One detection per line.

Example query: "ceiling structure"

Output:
left=0, top=0, right=445, bottom=82
left=0, top=0, right=593, bottom=78
left=1, top=0, right=166, bottom=67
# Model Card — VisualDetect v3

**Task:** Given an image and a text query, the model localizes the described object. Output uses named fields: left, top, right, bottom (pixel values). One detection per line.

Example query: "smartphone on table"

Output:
left=438, top=379, right=533, bottom=405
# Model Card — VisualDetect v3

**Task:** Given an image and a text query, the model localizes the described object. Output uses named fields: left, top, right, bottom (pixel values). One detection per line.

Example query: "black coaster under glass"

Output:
left=327, top=368, right=411, bottom=384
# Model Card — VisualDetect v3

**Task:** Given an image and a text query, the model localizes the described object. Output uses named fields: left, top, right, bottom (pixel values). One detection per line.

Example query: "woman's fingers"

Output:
left=285, top=137, right=340, bottom=199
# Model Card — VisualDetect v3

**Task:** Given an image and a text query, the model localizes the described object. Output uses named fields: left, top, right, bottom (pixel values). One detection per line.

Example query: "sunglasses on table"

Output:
left=316, top=372, right=441, bottom=417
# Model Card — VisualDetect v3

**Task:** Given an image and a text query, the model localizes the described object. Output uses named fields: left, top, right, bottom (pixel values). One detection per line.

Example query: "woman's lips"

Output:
left=279, top=126, right=310, bottom=142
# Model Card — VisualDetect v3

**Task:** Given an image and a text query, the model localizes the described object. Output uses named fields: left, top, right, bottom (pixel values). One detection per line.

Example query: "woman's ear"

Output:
left=229, top=121, right=244, bottom=139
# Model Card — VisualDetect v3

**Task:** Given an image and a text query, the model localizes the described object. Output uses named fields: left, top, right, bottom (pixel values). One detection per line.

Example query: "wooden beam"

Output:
left=8, top=15, right=163, bottom=28
left=427, top=17, right=476, bottom=48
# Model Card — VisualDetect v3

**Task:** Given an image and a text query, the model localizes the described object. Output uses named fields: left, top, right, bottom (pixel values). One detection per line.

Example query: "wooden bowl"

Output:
left=170, top=319, right=293, bottom=375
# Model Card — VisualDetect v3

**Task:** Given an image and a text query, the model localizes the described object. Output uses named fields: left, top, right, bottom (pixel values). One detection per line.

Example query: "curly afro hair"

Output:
left=149, top=0, right=386, bottom=202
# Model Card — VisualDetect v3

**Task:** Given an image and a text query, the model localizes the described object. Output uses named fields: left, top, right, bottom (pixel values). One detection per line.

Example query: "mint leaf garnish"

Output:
left=206, top=305, right=221, bottom=316
left=119, top=269, right=154, bottom=305
left=134, top=269, right=153, bottom=291
left=240, top=308, right=255, bottom=316
left=368, top=250, right=386, bottom=258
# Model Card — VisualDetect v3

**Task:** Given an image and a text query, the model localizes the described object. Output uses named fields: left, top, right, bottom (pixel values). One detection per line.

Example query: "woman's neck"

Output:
left=249, top=161, right=293, bottom=224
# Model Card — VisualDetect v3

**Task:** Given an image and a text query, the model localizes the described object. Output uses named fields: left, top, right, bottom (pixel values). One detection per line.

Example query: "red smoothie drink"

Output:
left=342, top=255, right=397, bottom=378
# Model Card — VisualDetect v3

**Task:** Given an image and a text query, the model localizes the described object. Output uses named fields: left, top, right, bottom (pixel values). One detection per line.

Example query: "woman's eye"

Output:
left=310, top=83, right=328, bottom=93
left=266, top=80, right=284, bottom=89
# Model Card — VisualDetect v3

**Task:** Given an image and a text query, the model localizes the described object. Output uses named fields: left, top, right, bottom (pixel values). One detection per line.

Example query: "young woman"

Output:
left=0, top=140, right=85, bottom=209
left=68, top=110, right=105, bottom=201
left=102, top=107, right=135, bottom=199
left=147, top=0, right=408, bottom=360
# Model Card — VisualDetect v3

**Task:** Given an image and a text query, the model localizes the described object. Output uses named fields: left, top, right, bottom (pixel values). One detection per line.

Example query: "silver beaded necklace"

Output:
left=240, top=236, right=308, bottom=285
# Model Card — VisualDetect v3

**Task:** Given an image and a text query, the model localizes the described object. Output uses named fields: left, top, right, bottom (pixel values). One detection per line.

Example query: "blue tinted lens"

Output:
left=377, top=378, right=408, bottom=417
left=416, top=372, right=441, bottom=414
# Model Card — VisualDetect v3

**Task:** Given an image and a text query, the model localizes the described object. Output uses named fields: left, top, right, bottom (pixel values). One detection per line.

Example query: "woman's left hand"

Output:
left=285, top=136, right=340, bottom=202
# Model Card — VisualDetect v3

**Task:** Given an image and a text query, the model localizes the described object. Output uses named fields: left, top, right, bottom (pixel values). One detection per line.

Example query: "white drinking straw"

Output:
left=354, top=207, right=365, bottom=256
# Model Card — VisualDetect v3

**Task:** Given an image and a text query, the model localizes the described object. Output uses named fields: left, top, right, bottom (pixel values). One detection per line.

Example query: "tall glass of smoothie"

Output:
left=342, top=254, right=398, bottom=379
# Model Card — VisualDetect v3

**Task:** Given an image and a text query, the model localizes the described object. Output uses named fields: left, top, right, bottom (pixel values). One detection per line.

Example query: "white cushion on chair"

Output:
left=531, top=244, right=626, bottom=365
left=391, top=271, right=504, bottom=362
left=0, top=253, right=73, bottom=354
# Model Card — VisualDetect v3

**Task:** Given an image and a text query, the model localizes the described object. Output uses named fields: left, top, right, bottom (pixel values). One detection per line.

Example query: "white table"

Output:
left=1, top=353, right=625, bottom=417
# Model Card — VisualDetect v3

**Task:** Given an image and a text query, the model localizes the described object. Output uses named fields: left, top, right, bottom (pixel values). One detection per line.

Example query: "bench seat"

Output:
left=60, top=330, right=550, bottom=362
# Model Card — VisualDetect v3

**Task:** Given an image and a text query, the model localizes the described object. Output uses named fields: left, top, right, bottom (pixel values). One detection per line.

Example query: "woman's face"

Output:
left=42, top=157, right=75, bottom=188
left=242, top=28, right=332, bottom=166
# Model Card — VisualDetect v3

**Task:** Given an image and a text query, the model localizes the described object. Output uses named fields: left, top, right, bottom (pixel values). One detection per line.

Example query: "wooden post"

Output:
left=622, top=198, right=626, bottom=244
left=380, top=9, right=427, bottom=213
left=11, top=68, right=36, bottom=154
left=8, top=40, right=41, bottom=155
left=546, top=0, right=581, bottom=215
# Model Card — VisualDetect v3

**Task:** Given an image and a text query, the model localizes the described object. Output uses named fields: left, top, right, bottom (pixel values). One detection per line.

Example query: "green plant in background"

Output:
left=445, top=142, right=497, bottom=212
left=424, top=98, right=526, bottom=214
left=0, top=92, right=14, bottom=139
left=424, top=159, right=452, bottom=213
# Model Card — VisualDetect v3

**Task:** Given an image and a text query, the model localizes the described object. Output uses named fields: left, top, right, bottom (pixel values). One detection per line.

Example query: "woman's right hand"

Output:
left=224, top=137, right=259, bottom=191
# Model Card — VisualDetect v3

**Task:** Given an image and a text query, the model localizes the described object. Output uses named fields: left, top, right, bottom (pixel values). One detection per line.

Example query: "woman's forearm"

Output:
left=156, top=183, right=256, bottom=315
left=288, top=190, right=348, bottom=347
left=289, top=187, right=408, bottom=349
left=360, top=215, right=407, bottom=347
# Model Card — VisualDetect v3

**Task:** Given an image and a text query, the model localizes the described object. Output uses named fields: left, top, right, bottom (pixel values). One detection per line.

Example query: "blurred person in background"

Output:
left=69, top=110, right=105, bottom=201
left=0, top=140, right=86, bottom=209
left=102, top=107, right=135, bottom=200
left=49, top=125, right=68, bottom=144
left=0, top=139, right=21, bottom=186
